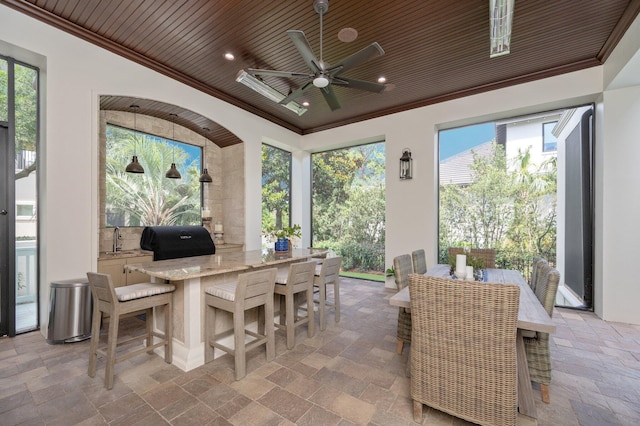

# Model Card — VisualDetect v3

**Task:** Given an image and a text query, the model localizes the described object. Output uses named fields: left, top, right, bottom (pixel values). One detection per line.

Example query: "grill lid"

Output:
left=140, top=226, right=215, bottom=261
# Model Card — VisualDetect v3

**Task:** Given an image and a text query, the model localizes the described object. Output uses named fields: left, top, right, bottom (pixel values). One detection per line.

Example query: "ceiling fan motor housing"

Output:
left=314, top=0, right=329, bottom=15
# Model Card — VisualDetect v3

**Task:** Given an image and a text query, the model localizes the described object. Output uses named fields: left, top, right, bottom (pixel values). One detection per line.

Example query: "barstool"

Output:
left=204, top=268, right=277, bottom=380
left=313, top=256, right=342, bottom=331
left=274, top=261, right=316, bottom=350
left=86, top=272, right=175, bottom=390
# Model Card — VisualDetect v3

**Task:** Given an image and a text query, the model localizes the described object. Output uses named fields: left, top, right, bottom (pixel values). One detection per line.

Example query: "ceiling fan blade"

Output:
left=287, top=30, right=322, bottom=73
left=331, top=77, right=386, bottom=93
left=328, top=42, right=385, bottom=75
left=247, top=68, right=312, bottom=79
left=279, top=81, right=314, bottom=105
left=320, top=85, right=341, bottom=111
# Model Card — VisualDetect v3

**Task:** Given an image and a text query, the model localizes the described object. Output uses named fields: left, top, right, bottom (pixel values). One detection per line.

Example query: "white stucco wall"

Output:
left=0, top=5, right=302, bottom=333
left=599, top=86, right=640, bottom=324
left=2, top=4, right=640, bottom=331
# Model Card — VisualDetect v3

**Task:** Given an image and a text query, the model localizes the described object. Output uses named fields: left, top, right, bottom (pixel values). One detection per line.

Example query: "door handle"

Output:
left=0, top=210, right=7, bottom=215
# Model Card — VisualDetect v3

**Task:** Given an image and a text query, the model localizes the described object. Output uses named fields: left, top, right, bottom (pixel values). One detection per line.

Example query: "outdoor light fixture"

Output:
left=125, top=105, right=145, bottom=174
left=236, top=70, right=308, bottom=116
left=400, top=148, right=412, bottom=180
left=489, top=0, right=514, bottom=58
left=165, top=113, right=182, bottom=179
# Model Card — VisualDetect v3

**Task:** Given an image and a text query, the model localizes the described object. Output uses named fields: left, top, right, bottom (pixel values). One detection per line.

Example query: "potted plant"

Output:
left=266, top=224, right=302, bottom=252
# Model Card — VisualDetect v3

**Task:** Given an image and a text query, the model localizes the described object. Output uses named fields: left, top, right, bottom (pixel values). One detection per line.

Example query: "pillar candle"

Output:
left=456, top=254, right=466, bottom=273
left=466, top=266, right=474, bottom=281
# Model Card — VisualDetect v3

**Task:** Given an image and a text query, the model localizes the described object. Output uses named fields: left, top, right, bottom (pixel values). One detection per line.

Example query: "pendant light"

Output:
left=199, top=168, right=212, bottom=183
left=125, top=105, right=145, bottom=173
left=199, top=127, right=213, bottom=183
left=165, top=113, right=181, bottom=179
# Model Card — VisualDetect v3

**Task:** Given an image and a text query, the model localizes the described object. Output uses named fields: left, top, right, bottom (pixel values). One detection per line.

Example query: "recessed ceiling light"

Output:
left=338, top=27, right=358, bottom=42
left=224, top=52, right=235, bottom=61
left=302, top=101, right=310, bottom=107
left=377, top=76, right=387, bottom=84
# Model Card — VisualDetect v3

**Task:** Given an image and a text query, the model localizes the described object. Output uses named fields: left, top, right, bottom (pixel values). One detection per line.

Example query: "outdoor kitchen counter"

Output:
left=124, top=248, right=328, bottom=371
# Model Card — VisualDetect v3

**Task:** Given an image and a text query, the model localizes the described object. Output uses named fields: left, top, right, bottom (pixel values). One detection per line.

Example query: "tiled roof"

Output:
left=440, top=141, right=493, bottom=186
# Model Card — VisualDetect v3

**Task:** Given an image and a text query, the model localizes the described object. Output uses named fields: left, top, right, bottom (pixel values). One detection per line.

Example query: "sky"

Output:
left=439, top=122, right=495, bottom=161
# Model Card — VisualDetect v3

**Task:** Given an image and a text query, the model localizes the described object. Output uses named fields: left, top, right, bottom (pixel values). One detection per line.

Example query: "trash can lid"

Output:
left=50, top=278, right=90, bottom=288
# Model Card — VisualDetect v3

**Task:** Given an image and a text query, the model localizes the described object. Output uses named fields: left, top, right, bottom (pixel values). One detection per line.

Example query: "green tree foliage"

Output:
left=507, top=148, right=557, bottom=255
left=261, top=144, right=291, bottom=231
left=1, top=60, right=39, bottom=180
left=105, top=125, right=200, bottom=226
left=312, top=143, right=386, bottom=272
left=439, top=142, right=557, bottom=265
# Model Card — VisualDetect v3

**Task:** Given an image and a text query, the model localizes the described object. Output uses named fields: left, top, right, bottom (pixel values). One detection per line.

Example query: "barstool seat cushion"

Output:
left=275, top=271, right=289, bottom=284
left=204, top=282, right=237, bottom=301
left=115, top=283, right=176, bottom=302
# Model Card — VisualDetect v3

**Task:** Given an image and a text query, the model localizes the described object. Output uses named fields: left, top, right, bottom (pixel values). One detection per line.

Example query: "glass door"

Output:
left=0, top=122, right=12, bottom=336
left=0, top=56, right=40, bottom=336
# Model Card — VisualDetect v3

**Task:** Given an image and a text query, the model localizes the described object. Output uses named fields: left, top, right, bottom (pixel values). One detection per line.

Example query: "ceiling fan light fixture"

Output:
left=489, top=0, right=514, bottom=58
left=313, top=75, right=329, bottom=88
left=236, top=70, right=307, bottom=115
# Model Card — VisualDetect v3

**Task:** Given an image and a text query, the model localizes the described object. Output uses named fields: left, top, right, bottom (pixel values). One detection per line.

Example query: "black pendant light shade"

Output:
left=126, top=105, right=145, bottom=174
left=166, top=162, right=181, bottom=179
left=199, top=168, right=213, bottom=183
left=165, top=113, right=182, bottom=179
left=126, top=155, right=145, bottom=173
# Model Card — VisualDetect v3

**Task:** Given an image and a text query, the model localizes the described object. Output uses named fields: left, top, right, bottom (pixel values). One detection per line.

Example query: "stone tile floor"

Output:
left=0, top=277, right=639, bottom=425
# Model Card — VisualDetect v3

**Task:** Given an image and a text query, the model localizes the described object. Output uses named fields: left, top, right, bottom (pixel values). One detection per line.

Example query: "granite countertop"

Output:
left=125, top=248, right=328, bottom=281
left=98, top=249, right=153, bottom=260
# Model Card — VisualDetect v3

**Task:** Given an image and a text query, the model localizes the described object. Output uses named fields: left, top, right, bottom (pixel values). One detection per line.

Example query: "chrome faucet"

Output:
left=113, top=226, right=122, bottom=253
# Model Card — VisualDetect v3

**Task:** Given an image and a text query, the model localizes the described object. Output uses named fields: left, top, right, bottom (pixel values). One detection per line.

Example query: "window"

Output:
left=543, top=121, right=558, bottom=152
left=261, top=144, right=291, bottom=235
left=311, top=142, right=386, bottom=276
left=105, top=124, right=202, bottom=227
left=438, top=106, right=595, bottom=311
left=16, top=203, right=35, bottom=218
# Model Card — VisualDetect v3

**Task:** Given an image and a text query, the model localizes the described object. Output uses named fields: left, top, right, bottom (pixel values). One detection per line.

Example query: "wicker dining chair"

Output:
left=524, top=262, right=560, bottom=404
left=411, top=249, right=427, bottom=275
left=448, top=247, right=497, bottom=269
left=393, top=254, right=413, bottom=355
left=409, top=273, right=520, bottom=425
left=529, top=257, right=547, bottom=292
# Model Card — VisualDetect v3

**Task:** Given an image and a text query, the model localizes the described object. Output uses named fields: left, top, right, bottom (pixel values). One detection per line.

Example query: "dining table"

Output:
left=389, top=264, right=556, bottom=419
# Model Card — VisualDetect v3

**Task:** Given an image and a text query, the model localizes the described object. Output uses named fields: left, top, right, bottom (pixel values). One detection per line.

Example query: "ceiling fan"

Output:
left=244, top=0, right=386, bottom=111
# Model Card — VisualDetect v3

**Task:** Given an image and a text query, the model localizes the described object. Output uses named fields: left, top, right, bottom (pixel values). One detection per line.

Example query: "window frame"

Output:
left=261, top=143, right=292, bottom=233
left=104, top=122, right=204, bottom=227
left=542, top=121, right=558, bottom=153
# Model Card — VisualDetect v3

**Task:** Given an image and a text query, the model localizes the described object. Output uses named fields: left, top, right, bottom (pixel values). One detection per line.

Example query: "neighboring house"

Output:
left=440, top=140, right=493, bottom=186
left=15, top=150, right=37, bottom=239
left=440, top=112, right=561, bottom=187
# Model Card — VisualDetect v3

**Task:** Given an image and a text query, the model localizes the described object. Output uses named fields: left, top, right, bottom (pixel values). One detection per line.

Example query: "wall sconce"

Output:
left=400, top=148, right=412, bottom=180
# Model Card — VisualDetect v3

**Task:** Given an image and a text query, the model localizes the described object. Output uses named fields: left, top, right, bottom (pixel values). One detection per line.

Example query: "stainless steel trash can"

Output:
left=46, top=278, right=93, bottom=344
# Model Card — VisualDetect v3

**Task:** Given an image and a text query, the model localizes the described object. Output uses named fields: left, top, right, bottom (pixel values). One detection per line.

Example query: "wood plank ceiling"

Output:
left=4, top=0, right=640, bottom=148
